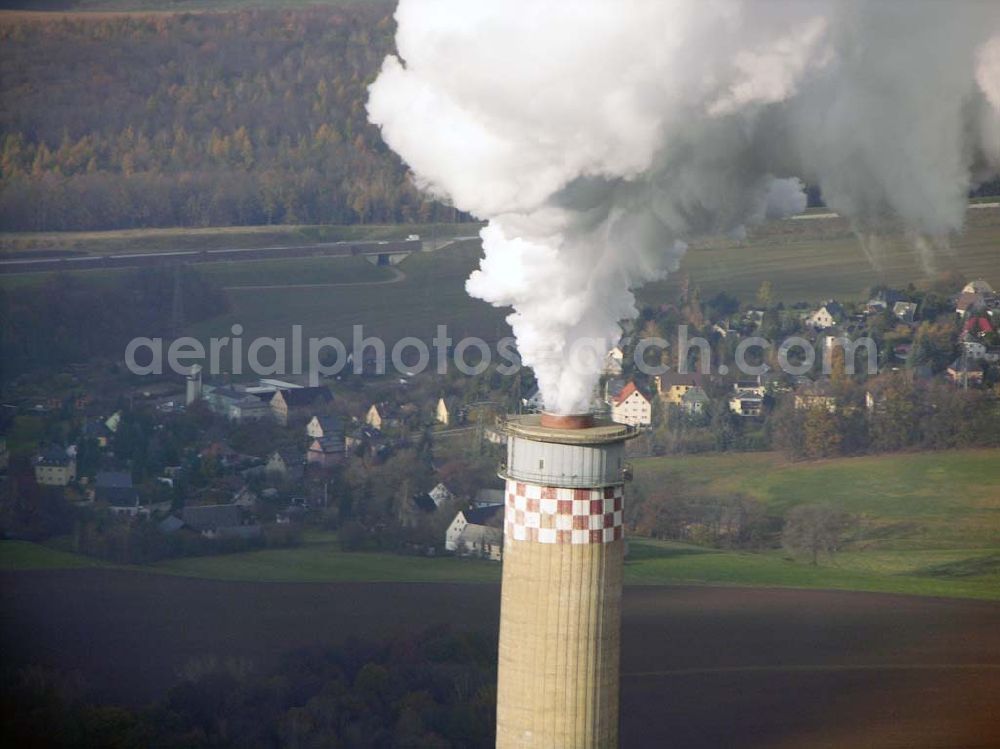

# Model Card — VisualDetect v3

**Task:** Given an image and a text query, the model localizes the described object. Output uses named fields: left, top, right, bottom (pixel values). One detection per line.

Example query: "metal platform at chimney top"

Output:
left=500, top=413, right=639, bottom=446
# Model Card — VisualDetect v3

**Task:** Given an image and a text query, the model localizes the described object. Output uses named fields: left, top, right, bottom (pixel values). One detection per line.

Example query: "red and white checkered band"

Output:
left=504, top=479, right=624, bottom=545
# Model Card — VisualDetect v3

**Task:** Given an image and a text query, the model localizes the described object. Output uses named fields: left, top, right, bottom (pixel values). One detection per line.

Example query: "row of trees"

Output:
left=770, top=376, right=1000, bottom=460
left=626, top=470, right=854, bottom=565
left=0, top=6, right=464, bottom=230
left=2, top=628, right=497, bottom=748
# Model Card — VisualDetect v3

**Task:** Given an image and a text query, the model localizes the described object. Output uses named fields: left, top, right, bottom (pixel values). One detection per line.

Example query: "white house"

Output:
left=306, top=414, right=343, bottom=440
left=608, top=381, right=652, bottom=427
left=805, top=301, right=844, bottom=330
left=366, top=403, right=402, bottom=430
left=892, top=301, right=918, bottom=323
left=429, top=482, right=454, bottom=508
left=728, top=394, right=763, bottom=417
left=34, top=445, right=77, bottom=487
left=445, top=505, right=504, bottom=560
left=436, top=397, right=461, bottom=426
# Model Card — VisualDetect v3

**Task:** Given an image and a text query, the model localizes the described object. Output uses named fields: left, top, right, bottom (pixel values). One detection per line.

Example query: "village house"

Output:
left=866, top=289, right=904, bottom=313
left=865, top=389, right=884, bottom=414
left=727, top=377, right=766, bottom=417
left=608, top=381, right=652, bottom=427
left=34, top=445, right=77, bottom=486
left=435, top=396, right=462, bottom=426
left=680, top=386, right=711, bottom=415
left=266, top=449, right=302, bottom=478
left=805, top=301, right=845, bottom=331
left=429, top=482, right=455, bottom=508
left=307, top=436, right=343, bottom=468
left=365, top=402, right=402, bottom=431
left=794, top=380, right=838, bottom=412
left=306, top=414, right=343, bottom=441
left=268, top=386, right=333, bottom=426
left=445, top=504, right=504, bottom=560
left=892, top=301, right=918, bottom=323
left=743, top=308, right=766, bottom=328
left=181, top=503, right=260, bottom=539
left=654, top=372, right=702, bottom=405
left=203, top=386, right=272, bottom=423
left=94, top=471, right=144, bottom=515
left=232, top=486, right=257, bottom=509
left=728, top=393, right=763, bottom=417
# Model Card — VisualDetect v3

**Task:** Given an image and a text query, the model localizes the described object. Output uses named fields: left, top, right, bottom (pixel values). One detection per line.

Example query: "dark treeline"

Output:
left=1, top=628, right=497, bottom=748
left=0, top=5, right=467, bottom=231
left=0, top=267, right=227, bottom=379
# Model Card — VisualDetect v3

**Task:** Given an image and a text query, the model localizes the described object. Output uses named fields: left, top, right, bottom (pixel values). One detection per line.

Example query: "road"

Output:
left=0, top=238, right=423, bottom=275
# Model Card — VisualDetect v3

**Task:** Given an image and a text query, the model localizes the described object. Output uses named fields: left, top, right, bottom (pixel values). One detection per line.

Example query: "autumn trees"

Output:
left=0, top=6, right=464, bottom=231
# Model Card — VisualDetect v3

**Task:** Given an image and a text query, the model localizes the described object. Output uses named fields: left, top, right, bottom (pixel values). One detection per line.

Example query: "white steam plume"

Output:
left=368, top=0, right=1000, bottom=414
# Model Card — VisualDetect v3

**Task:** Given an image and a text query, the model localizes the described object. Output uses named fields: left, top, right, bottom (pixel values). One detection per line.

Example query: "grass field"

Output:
left=631, top=449, right=1000, bottom=549
left=4, top=536, right=996, bottom=600
left=186, top=239, right=512, bottom=357
left=197, top=255, right=393, bottom=287
left=0, top=540, right=107, bottom=570
left=638, top=208, right=1000, bottom=304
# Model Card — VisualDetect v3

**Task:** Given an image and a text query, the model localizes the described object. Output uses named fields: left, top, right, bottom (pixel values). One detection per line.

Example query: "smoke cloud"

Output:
left=368, top=0, right=1000, bottom=414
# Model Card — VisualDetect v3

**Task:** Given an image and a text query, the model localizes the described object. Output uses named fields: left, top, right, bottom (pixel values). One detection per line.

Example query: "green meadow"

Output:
left=631, top=448, right=1000, bottom=549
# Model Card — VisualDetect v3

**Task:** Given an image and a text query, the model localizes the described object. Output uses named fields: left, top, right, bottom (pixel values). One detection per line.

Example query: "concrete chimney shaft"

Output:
left=496, top=413, right=637, bottom=748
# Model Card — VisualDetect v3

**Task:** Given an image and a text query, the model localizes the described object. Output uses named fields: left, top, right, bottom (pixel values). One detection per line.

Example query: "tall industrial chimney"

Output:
left=496, top=411, right=637, bottom=748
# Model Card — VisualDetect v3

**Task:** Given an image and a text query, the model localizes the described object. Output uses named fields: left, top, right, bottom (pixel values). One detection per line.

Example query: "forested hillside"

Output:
left=0, top=5, right=464, bottom=231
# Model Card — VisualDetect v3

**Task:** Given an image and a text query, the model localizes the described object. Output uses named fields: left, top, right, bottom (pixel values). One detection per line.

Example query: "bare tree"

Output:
left=782, top=504, right=854, bottom=565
